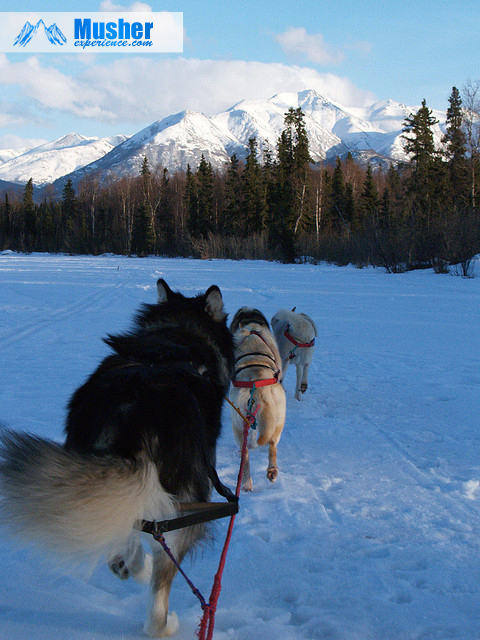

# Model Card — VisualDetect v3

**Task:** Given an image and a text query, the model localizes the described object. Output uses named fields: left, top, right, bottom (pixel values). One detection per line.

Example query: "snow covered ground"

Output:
left=0, top=252, right=479, bottom=640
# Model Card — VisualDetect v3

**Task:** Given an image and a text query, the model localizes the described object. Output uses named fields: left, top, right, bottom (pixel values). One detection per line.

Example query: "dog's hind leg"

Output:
left=145, top=525, right=203, bottom=637
left=295, top=362, right=309, bottom=400
left=267, top=441, right=278, bottom=482
left=241, top=448, right=253, bottom=492
left=144, top=542, right=180, bottom=638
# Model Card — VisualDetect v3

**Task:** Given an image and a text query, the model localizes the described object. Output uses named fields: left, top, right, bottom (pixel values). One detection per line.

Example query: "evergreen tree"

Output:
left=23, top=178, right=36, bottom=251
left=157, top=168, right=174, bottom=253
left=223, top=153, right=243, bottom=235
left=196, top=155, right=215, bottom=237
left=401, top=99, right=439, bottom=251
left=37, top=199, right=57, bottom=253
left=62, top=179, right=77, bottom=219
left=141, top=156, right=150, bottom=177
left=61, top=178, right=79, bottom=252
left=380, top=187, right=391, bottom=229
left=241, top=139, right=265, bottom=235
left=132, top=202, right=155, bottom=255
left=186, top=156, right=215, bottom=238
left=185, top=164, right=198, bottom=236
left=139, top=156, right=157, bottom=251
left=272, top=107, right=312, bottom=261
left=262, top=147, right=278, bottom=234
left=379, top=165, right=401, bottom=232
left=276, top=108, right=312, bottom=234
left=329, top=157, right=346, bottom=232
left=442, top=86, right=468, bottom=211
left=345, top=182, right=356, bottom=230
left=0, top=193, right=11, bottom=248
left=360, top=164, right=379, bottom=227
left=443, top=87, right=466, bottom=162
left=402, top=99, right=438, bottom=169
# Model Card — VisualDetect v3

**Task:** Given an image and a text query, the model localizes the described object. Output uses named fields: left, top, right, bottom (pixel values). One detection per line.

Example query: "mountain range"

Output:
left=0, top=133, right=128, bottom=188
left=0, top=90, right=447, bottom=191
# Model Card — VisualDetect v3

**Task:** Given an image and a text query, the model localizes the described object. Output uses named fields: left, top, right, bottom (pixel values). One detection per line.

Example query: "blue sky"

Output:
left=0, top=0, right=479, bottom=149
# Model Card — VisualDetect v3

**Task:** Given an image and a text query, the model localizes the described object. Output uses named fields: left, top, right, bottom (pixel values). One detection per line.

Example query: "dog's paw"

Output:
left=108, top=555, right=129, bottom=580
left=144, top=611, right=179, bottom=638
left=164, top=612, right=180, bottom=637
left=242, top=478, right=253, bottom=492
left=267, top=467, right=278, bottom=482
left=300, top=383, right=308, bottom=393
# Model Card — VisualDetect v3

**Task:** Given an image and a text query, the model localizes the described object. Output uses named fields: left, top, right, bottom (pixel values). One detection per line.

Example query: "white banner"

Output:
left=0, top=12, right=183, bottom=53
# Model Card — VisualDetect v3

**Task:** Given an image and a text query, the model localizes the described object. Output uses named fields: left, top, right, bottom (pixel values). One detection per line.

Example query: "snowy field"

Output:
left=0, top=252, right=479, bottom=640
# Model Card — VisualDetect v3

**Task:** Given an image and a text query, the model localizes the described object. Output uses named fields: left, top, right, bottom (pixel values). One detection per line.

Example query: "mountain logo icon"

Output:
left=14, top=19, right=67, bottom=47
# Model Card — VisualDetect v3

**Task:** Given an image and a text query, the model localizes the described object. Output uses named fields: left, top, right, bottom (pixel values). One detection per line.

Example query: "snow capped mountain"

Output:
left=358, top=99, right=413, bottom=132
left=0, top=148, right=28, bottom=165
left=70, top=110, right=240, bottom=183
left=212, top=91, right=343, bottom=163
left=223, top=90, right=446, bottom=163
left=0, top=133, right=129, bottom=186
left=0, top=89, right=447, bottom=189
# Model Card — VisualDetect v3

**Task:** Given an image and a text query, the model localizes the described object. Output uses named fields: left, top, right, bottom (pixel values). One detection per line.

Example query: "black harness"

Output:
left=140, top=463, right=238, bottom=535
left=232, top=330, right=280, bottom=382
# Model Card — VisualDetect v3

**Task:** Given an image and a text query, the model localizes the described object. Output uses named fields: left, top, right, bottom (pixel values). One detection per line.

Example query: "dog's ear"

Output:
left=229, top=308, right=243, bottom=333
left=157, top=279, right=174, bottom=303
left=204, top=285, right=226, bottom=322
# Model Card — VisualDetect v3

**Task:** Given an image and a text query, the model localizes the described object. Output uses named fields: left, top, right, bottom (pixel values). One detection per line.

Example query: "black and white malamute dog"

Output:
left=0, top=279, right=234, bottom=638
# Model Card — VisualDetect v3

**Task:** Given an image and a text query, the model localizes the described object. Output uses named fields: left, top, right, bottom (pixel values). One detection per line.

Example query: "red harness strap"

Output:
left=232, top=377, right=278, bottom=388
left=284, top=330, right=315, bottom=349
left=248, top=329, right=271, bottom=347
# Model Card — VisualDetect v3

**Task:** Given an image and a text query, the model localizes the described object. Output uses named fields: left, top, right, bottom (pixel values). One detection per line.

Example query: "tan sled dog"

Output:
left=271, top=308, right=317, bottom=401
left=229, top=307, right=286, bottom=491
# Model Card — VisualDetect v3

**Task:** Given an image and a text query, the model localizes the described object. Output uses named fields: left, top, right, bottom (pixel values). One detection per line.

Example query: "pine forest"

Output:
left=1, top=86, right=479, bottom=276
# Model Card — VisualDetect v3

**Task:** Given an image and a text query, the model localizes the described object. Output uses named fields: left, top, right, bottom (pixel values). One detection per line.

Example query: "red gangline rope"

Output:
left=197, top=403, right=253, bottom=640
left=152, top=397, right=254, bottom=640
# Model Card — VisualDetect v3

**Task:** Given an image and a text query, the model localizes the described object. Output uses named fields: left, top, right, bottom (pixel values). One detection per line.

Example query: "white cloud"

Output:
left=0, top=101, right=33, bottom=129
left=275, top=28, right=344, bottom=66
left=0, top=55, right=376, bottom=142
left=275, top=27, right=372, bottom=67
left=81, top=58, right=375, bottom=117
left=0, top=54, right=115, bottom=120
left=0, top=133, right=46, bottom=151
left=99, top=1, right=153, bottom=11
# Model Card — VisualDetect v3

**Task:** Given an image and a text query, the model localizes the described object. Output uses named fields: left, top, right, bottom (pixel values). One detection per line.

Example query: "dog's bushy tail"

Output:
left=0, top=429, right=174, bottom=559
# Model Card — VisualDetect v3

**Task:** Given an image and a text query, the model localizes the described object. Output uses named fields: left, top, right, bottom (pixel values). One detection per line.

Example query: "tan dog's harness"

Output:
left=232, top=329, right=280, bottom=388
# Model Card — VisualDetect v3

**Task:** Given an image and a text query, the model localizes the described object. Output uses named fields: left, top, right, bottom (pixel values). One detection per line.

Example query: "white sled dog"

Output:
left=271, top=308, right=317, bottom=401
left=0, top=280, right=234, bottom=638
left=229, top=307, right=286, bottom=491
